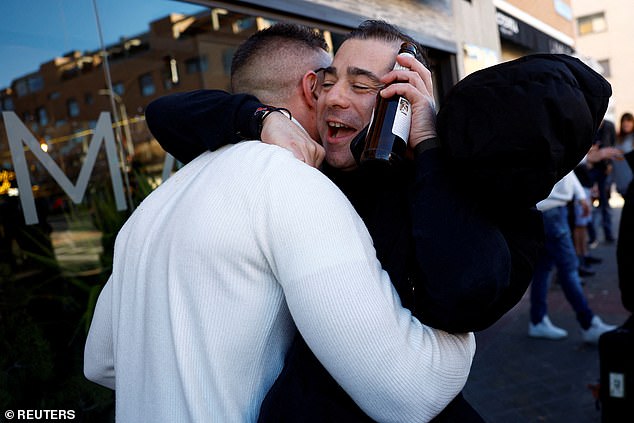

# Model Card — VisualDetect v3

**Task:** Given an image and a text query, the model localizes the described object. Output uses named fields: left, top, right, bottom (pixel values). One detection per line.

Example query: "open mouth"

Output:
left=327, top=121, right=357, bottom=141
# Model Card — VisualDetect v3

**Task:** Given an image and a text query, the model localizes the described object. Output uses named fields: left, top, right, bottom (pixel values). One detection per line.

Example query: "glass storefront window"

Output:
left=0, top=0, right=349, bottom=235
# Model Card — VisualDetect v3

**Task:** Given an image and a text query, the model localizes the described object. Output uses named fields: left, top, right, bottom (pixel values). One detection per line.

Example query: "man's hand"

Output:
left=580, top=198, right=591, bottom=217
left=586, top=145, right=624, bottom=163
left=378, top=54, right=437, bottom=149
left=261, top=112, right=325, bottom=168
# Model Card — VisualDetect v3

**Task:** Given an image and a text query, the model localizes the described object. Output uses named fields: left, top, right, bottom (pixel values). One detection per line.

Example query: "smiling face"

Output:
left=316, top=38, right=401, bottom=170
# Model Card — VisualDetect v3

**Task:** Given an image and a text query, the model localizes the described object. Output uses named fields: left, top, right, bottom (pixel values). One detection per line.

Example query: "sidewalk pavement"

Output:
left=463, top=206, right=630, bottom=423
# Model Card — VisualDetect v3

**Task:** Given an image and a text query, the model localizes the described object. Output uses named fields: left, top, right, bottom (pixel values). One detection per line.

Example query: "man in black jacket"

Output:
left=145, top=20, right=610, bottom=422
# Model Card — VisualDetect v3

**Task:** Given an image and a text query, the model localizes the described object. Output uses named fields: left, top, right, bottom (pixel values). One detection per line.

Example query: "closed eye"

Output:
left=320, top=81, right=335, bottom=91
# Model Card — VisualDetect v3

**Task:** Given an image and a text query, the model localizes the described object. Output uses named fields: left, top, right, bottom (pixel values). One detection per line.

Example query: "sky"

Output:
left=0, top=0, right=206, bottom=89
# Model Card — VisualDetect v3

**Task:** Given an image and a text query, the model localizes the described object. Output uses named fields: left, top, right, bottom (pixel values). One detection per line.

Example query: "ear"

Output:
left=301, top=71, right=319, bottom=108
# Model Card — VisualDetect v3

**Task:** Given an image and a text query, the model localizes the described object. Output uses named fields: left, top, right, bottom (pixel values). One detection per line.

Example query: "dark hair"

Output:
left=231, top=23, right=329, bottom=78
left=345, top=20, right=429, bottom=68
left=619, top=112, right=634, bottom=137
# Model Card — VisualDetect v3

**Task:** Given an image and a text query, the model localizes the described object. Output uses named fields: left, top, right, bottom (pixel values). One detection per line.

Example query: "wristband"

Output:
left=253, top=106, right=292, bottom=139
left=414, top=137, right=440, bottom=156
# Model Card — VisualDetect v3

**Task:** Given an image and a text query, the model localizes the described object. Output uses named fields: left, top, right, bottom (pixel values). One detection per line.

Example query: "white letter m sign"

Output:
left=2, top=111, right=127, bottom=224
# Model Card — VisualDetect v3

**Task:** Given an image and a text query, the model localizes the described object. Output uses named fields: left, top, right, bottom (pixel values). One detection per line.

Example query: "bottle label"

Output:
left=391, top=97, right=411, bottom=143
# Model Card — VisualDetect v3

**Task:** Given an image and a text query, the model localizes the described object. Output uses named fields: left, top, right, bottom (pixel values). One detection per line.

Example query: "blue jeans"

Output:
left=530, top=206, right=594, bottom=329
left=589, top=169, right=614, bottom=241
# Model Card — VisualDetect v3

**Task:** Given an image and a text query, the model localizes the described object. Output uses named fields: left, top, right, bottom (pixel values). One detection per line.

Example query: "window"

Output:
left=578, top=12, right=607, bottom=35
left=162, top=70, right=176, bottom=90
left=48, top=91, right=61, bottom=100
left=554, top=0, right=572, bottom=21
left=28, top=75, right=44, bottom=93
left=2, top=97, right=14, bottom=111
left=185, top=56, right=208, bottom=74
left=233, top=17, right=256, bottom=33
left=67, top=98, right=80, bottom=117
left=84, top=92, right=94, bottom=105
left=138, top=73, right=156, bottom=96
left=113, top=81, right=125, bottom=96
left=222, top=49, right=235, bottom=75
left=14, top=76, right=43, bottom=97
left=37, top=107, right=49, bottom=126
left=15, top=80, right=28, bottom=97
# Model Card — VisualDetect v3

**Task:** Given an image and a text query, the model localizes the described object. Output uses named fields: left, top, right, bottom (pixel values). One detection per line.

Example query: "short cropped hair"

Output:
left=231, top=23, right=330, bottom=103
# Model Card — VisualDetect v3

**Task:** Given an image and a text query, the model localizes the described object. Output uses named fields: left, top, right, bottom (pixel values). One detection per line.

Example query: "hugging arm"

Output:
left=145, top=90, right=263, bottom=164
left=409, top=147, right=543, bottom=333
left=146, top=89, right=323, bottom=166
left=263, top=158, right=475, bottom=422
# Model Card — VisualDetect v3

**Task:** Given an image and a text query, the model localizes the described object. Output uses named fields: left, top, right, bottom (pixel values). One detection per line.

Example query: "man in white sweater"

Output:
left=529, top=171, right=616, bottom=343
left=84, top=24, right=474, bottom=422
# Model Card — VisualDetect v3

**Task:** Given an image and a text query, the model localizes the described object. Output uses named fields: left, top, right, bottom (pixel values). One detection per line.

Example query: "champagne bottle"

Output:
left=360, top=42, right=418, bottom=164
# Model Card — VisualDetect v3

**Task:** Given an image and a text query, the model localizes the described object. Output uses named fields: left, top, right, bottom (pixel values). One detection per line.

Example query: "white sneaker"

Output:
left=528, top=316, right=568, bottom=340
left=581, top=316, right=617, bottom=344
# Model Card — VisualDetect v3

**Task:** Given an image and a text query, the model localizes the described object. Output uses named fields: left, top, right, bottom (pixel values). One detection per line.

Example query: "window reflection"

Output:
left=185, top=56, right=208, bottom=74
left=0, top=6, right=339, bottom=199
left=36, top=106, right=48, bottom=125
left=0, top=2, right=342, bottom=294
left=138, top=73, right=156, bottom=96
left=67, top=98, right=80, bottom=118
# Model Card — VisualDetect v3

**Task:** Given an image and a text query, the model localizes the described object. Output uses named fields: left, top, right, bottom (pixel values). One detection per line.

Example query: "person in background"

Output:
left=84, top=23, right=475, bottom=422
left=612, top=112, right=634, bottom=197
left=615, top=112, right=634, bottom=320
left=572, top=140, right=629, bottom=279
left=573, top=156, right=600, bottom=277
left=588, top=119, right=617, bottom=246
left=617, top=112, right=634, bottom=150
left=529, top=171, right=617, bottom=343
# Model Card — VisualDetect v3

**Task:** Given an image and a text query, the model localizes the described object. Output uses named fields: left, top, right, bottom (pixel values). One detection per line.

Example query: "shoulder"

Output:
left=228, top=141, right=336, bottom=187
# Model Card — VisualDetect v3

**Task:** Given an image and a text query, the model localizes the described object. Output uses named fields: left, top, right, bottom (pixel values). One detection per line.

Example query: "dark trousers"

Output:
left=617, top=183, right=634, bottom=313
left=589, top=170, right=614, bottom=242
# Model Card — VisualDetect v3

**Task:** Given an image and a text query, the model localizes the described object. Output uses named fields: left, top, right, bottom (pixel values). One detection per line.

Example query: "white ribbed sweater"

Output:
left=84, top=141, right=475, bottom=423
left=537, top=171, right=586, bottom=211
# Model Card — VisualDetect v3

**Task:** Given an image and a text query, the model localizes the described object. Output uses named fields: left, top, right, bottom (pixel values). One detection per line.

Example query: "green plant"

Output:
left=0, top=169, right=157, bottom=421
